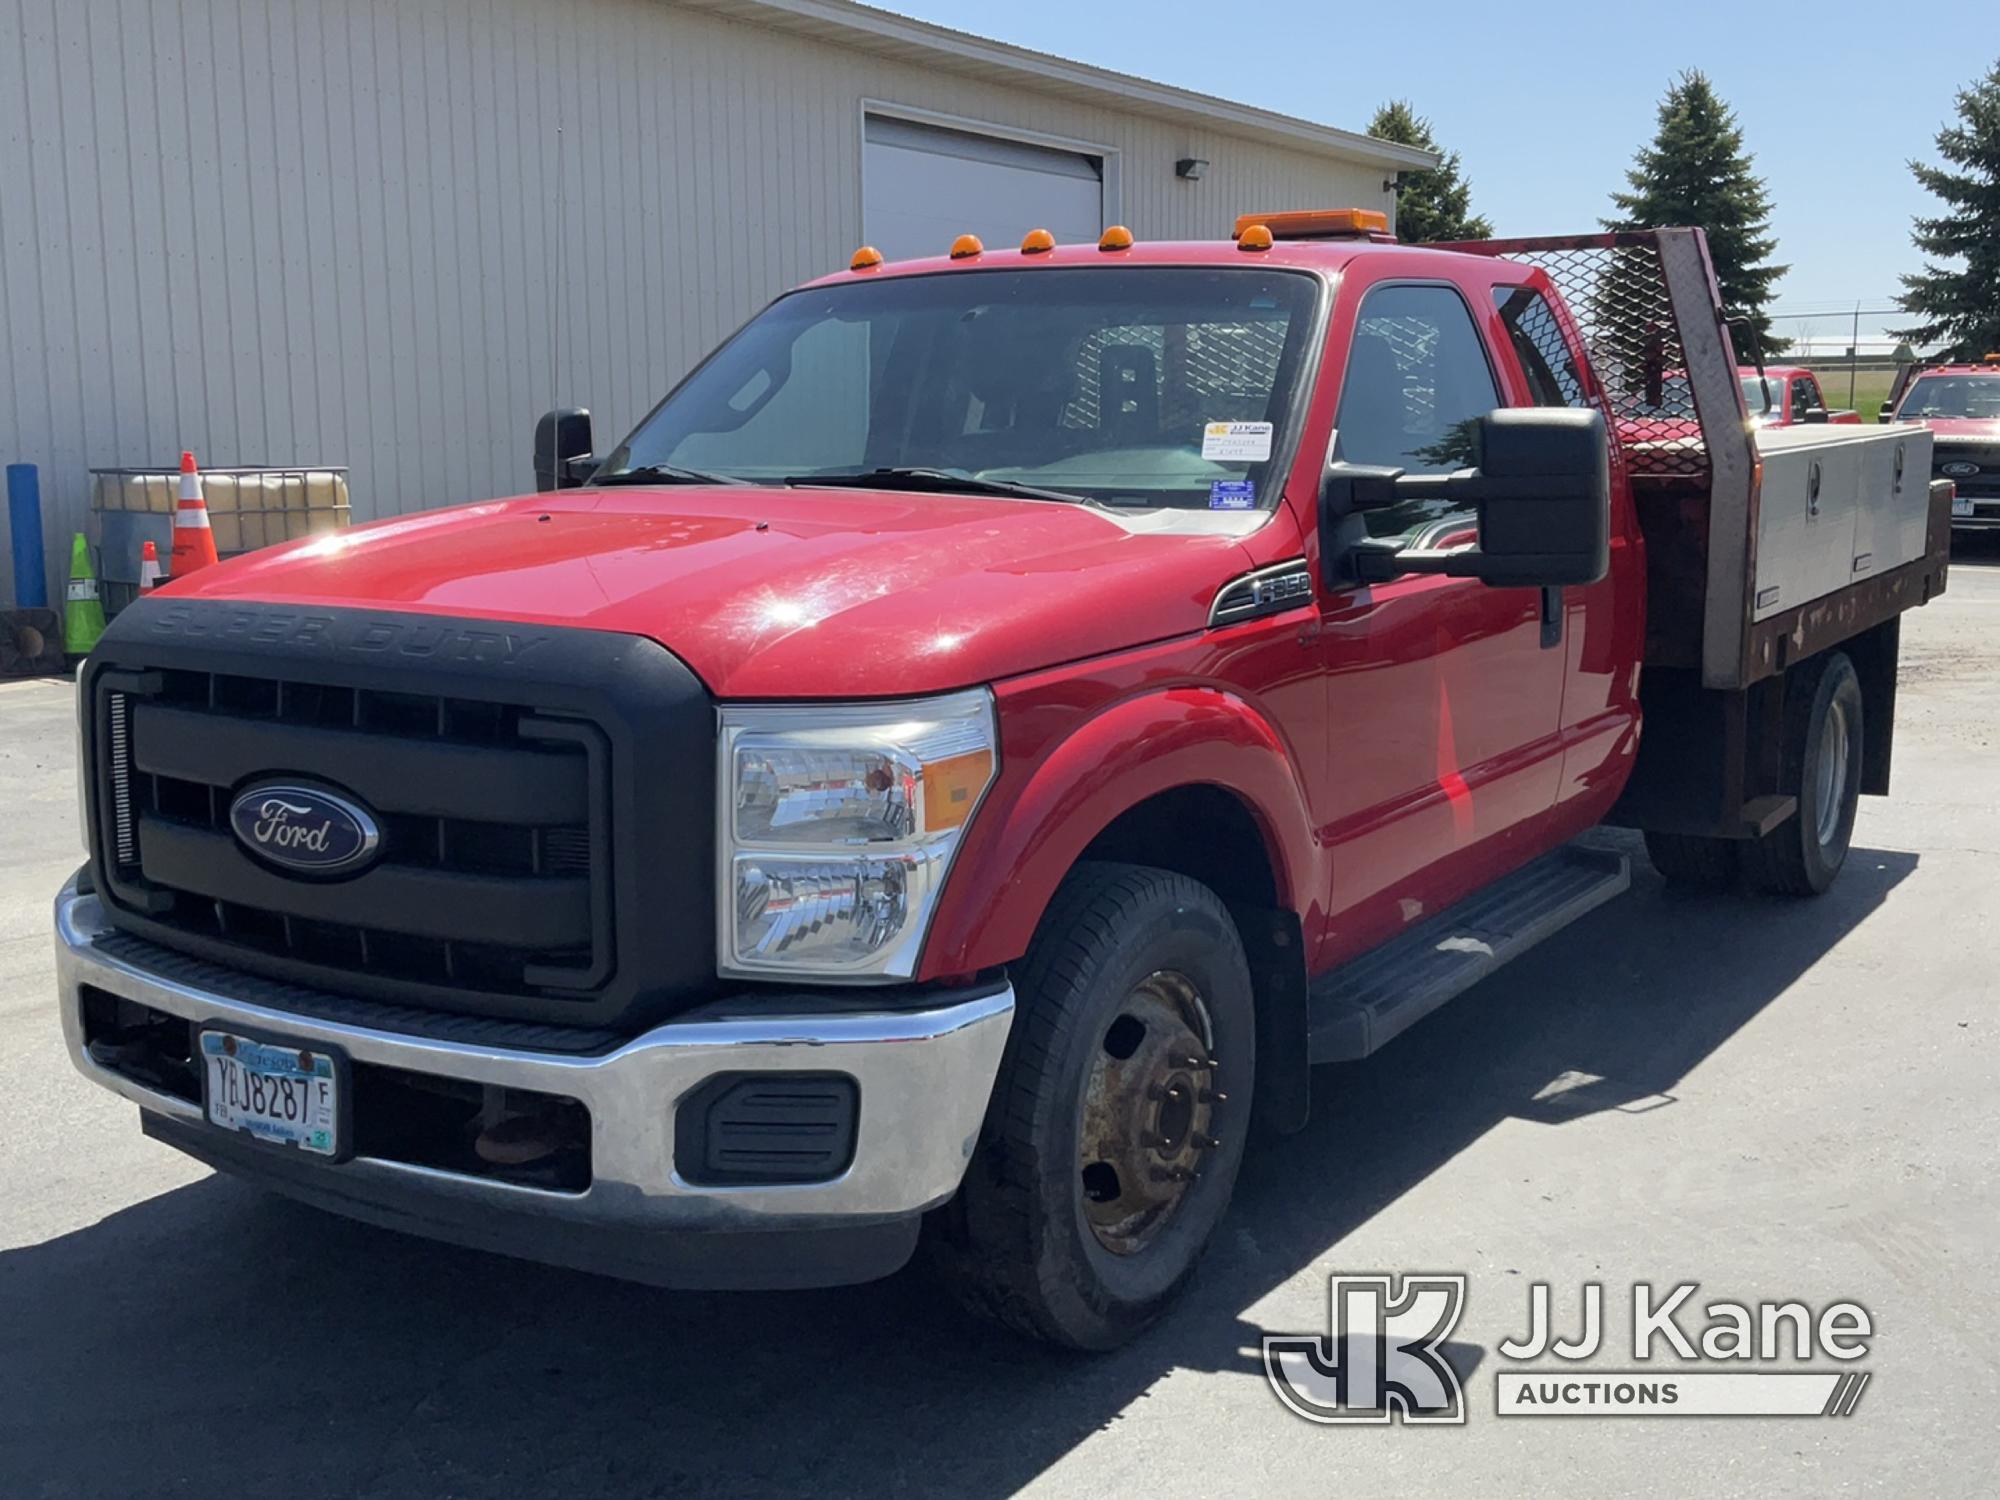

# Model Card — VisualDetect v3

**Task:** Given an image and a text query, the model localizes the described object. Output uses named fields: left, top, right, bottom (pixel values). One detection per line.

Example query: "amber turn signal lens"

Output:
left=1097, top=225, right=1134, bottom=252
left=849, top=245, right=883, bottom=271
left=922, top=749, right=995, bottom=831
left=1020, top=228, right=1055, bottom=254
left=1236, top=223, right=1274, bottom=251
left=949, top=233, right=984, bottom=259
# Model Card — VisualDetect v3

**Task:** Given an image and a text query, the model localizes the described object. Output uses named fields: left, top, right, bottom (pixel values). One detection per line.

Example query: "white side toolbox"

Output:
left=1751, top=425, right=1933, bottom=621
left=1852, top=427, right=1932, bottom=582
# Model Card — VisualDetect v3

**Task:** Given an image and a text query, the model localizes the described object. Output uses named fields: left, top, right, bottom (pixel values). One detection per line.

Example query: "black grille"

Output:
left=96, top=668, right=609, bottom=1004
left=1936, top=446, right=2000, bottom=499
left=82, top=599, right=719, bottom=1031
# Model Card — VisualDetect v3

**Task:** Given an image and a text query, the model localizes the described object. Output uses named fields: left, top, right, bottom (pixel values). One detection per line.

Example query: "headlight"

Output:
left=717, top=690, right=997, bottom=980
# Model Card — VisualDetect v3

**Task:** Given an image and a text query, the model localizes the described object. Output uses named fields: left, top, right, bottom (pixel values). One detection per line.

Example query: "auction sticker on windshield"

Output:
left=1202, top=421, right=1273, bottom=462
left=200, top=1031, right=344, bottom=1157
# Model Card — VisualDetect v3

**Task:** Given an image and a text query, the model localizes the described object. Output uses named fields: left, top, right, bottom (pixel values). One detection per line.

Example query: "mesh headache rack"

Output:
left=1436, top=228, right=1766, bottom=689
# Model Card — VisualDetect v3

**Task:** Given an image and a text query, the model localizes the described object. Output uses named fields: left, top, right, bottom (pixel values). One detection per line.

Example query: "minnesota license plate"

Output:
left=200, top=1031, right=344, bottom=1157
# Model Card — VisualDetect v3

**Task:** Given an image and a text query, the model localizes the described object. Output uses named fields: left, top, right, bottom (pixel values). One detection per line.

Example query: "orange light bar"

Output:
left=949, top=233, right=984, bottom=259
left=849, top=245, right=883, bottom=271
left=1984, top=353, right=2000, bottom=364
left=1020, top=227, right=1055, bottom=254
left=1098, top=225, right=1134, bottom=252
left=1237, top=222, right=1273, bottom=252
left=1234, top=208, right=1392, bottom=241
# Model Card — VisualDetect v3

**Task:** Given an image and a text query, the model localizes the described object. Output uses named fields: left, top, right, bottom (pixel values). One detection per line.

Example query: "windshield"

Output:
left=1740, top=375, right=1780, bottom=414
left=1896, top=376, right=2000, bottom=421
left=598, top=267, right=1322, bottom=510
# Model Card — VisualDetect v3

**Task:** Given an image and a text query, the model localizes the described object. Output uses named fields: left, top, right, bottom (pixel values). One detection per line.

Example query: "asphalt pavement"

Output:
left=3, top=550, right=1997, bottom=1498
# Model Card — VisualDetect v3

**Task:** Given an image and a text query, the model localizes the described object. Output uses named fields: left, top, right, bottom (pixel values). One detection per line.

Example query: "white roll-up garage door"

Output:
left=863, top=115, right=1105, bottom=262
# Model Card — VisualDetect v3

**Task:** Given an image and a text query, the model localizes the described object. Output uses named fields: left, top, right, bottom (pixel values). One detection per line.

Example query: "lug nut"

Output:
left=1199, top=1089, right=1228, bottom=1105
left=1193, top=1132, right=1221, bottom=1151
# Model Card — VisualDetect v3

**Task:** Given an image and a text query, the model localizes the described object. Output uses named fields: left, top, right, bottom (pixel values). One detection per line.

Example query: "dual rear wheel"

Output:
left=1645, top=650, right=1865, bottom=896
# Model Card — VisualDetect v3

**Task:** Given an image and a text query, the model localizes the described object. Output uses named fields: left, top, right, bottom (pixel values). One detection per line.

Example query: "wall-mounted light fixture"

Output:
left=1175, top=157, right=1209, bottom=181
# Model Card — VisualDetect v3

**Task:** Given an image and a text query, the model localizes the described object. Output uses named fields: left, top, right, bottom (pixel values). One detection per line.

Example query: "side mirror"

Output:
left=534, top=407, right=595, bottom=491
left=1878, top=409, right=1896, bottom=424
left=1801, top=406, right=1829, bottom=425
left=1322, top=408, right=1611, bottom=590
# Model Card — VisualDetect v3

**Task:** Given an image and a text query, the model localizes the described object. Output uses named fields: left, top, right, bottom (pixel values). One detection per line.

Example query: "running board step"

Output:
left=1307, top=843, right=1631, bottom=1063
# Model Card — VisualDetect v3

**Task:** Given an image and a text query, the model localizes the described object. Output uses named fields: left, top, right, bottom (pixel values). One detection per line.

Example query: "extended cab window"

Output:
left=1337, top=283, right=1501, bottom=542
left=1791, top=376, right=1820, bottom=417
left=601, top=267, right=1321, bottom=511
left=1494, top=287, right=1587, bottom=408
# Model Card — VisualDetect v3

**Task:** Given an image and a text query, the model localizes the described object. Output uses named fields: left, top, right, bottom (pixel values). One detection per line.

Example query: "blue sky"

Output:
left=879, top=0, right=1998, bottom=352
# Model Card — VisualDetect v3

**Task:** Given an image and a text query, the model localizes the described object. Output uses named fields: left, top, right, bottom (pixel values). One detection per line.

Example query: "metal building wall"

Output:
left=0, top=0, right=1391, bottom=607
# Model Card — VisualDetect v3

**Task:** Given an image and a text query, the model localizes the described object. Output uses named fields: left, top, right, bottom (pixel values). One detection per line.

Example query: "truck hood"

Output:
left=158, top=486, right=1260, bottom=697
left=1914, top=417, right=2000, bottom=441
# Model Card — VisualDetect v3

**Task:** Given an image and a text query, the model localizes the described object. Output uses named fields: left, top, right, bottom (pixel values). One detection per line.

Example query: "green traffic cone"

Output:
left=63, top=532, right=107, bottom=664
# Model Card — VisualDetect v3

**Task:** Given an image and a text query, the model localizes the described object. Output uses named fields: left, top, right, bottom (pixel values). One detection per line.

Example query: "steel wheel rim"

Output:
left=1814, top=697, right=1850, bottom=847
left=1078, top=970, right=1220, bottom=1257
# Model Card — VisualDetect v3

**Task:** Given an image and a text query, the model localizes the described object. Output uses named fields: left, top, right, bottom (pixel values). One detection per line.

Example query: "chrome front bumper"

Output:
left=56, top=877, right=1014, bottom=1287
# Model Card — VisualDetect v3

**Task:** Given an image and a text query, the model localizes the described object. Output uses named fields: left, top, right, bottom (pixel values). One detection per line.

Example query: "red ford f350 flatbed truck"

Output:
left=58, top=214, right=1951, bottom=1348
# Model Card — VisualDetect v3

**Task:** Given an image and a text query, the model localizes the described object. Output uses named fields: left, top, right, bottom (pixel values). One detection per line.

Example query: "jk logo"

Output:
left=1264, top=1274, right=1468, bottom=1424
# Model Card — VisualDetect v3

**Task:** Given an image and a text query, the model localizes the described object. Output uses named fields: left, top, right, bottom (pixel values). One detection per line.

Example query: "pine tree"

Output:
left=1895, top=61, right=2000, bottom=359
left=1604, top=71, right=1788, bottom=354
left=1367, top=102, right=1493, bottom=244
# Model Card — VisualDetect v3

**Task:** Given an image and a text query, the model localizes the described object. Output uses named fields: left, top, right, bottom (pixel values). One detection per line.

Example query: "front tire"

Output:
left=931, top=862, right=1255, bottom=1350
left=1741, top=651, right=1863, bottom=896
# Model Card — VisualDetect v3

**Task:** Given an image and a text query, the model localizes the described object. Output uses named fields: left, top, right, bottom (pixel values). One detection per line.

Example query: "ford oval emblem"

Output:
left=228, top=782, right=382, bottom=875
left=1942, top=460, right=1980, bottom=478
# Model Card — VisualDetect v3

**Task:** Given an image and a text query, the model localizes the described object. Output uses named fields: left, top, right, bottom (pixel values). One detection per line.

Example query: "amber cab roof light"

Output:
left=849, top=245, right=884, bottom=272
left=1098, top=225, right=1134, bottom=252
left=949, top=233, right=985, bottom=259
left=1236, top=223, right=1274, bottom=252
left=1235, top=208, right=1394, bottom=242
left=1020, top=228, right=1055, bottom=254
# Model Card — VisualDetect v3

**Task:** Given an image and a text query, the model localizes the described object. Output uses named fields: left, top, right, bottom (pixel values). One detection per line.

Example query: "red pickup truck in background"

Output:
left=1611, top=362, right=1856, bottom=476
left=57, top=213, right=1952, bottom=1349
left=1742, top=364, right=1861, bottom=427
left=1885, top=355, right=2000, bottom=529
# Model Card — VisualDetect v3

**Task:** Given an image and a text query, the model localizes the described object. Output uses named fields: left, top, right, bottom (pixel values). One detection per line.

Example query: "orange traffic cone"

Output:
left=170, top=451, right=219, bottom=577
left=138, top=539, right=163, bottom=593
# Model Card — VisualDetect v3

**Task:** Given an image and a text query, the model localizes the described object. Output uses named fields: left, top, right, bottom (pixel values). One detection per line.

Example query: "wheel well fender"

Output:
left=919, top=688, right=1318, bottom=1129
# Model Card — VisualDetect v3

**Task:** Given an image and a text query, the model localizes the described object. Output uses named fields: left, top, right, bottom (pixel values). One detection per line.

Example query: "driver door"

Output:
left=1312, top=279, right=1567, bottom=968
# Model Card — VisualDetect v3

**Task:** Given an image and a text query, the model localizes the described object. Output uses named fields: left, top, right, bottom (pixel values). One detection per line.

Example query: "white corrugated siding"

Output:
left=0, top=0, right=1390, bottom=607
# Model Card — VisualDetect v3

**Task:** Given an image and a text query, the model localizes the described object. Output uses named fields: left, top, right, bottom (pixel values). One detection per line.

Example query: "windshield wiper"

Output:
left=591, top=462, right=749, bottom=487
left=783, top=466, right=1088, bottom=505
